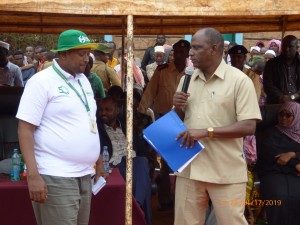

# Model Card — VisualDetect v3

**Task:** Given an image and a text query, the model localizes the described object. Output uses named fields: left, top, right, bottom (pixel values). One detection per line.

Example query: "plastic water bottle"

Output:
left=10, top=149, right=21, bottom=181
left=102, top=146, right=110, bottom=173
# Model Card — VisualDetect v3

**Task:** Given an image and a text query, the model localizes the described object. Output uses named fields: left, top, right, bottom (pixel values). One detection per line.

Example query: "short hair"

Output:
left=282, top=35, right=298, bottom=45
left=44, top=51, right=56, bottom=61
left=157, top=35, right=166, bottom=39
left=13, top=50, right=24, bottom=57
left=97, top=96, right=120, bottom=109
left=202, top=28, right=224, bottom=52
left=107, top=85, right=124, bottom=99
left=35, top=46, right=47, bottom=53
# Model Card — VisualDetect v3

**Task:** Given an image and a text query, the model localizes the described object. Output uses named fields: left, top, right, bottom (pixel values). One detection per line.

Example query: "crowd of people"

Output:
left=0, top=28, right=299, bottom=225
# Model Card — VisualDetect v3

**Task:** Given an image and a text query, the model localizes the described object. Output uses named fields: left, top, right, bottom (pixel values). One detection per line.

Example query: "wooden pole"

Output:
left=281, top=15, right=287, bottom=39
left=125, top=14, right=134, bottom=225
left=121, top=16, right=126, bottom=89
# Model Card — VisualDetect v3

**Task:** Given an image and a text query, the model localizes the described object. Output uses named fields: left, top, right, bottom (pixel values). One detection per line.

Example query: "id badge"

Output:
left=89, top=116, right=97, bottom=134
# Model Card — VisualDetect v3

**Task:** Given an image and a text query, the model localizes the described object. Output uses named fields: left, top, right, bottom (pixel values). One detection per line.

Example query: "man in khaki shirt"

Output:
left=138, top=39, right=190, bottom=210
left=91, top=43, right=121, bottom=93
left=173, top=28, right=261, bottom=225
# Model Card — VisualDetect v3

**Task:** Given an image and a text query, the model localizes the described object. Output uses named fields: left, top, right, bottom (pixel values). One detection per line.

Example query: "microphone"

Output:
left=181, top=66, right=194, bottom=93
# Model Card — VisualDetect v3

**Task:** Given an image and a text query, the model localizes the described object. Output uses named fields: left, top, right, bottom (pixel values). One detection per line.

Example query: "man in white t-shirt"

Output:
left=17, top=29, right=108, bottom=225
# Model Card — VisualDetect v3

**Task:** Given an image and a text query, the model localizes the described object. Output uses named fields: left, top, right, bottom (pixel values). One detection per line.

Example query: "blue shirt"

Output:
left=22, top=67, right=35, bottom=85
left=0, top=62, right=24, bottom=86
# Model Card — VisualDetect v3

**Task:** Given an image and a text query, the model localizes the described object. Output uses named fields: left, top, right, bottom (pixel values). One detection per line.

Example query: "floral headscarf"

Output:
left=276, top=102, right=300, bottom=144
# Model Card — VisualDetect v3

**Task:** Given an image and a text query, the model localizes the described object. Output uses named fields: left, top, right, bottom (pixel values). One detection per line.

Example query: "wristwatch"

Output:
left=290, top=94, right=296, bottom=100
left=207, top=127, right=214, bottom=139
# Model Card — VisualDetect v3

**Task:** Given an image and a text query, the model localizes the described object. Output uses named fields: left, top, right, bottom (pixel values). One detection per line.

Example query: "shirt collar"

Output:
left=53, top=59, right=83, bottom=81
left=193, top=59, right=226, bottom=81
left=104, top=120, right=122, bottom=131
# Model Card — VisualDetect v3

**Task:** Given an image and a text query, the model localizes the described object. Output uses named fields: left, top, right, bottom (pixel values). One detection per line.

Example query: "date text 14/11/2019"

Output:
left=218, top=199, right=282, bottom=207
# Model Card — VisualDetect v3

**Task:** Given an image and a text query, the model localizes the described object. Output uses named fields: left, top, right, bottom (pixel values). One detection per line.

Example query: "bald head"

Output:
left=198, top=28, right=224, bottom=53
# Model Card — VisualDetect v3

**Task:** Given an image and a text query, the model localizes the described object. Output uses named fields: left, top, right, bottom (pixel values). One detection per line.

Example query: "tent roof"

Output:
left=0, top=0, right=300, bottom=34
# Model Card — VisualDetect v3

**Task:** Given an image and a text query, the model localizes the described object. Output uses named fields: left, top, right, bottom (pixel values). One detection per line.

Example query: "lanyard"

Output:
left=52, top=64, right=90, bottom=113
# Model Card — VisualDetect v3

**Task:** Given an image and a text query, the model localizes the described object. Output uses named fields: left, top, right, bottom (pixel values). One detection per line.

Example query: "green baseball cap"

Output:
left=94, top=43, right=110, bottom=54
left=51, top=29, right=98, bottom=53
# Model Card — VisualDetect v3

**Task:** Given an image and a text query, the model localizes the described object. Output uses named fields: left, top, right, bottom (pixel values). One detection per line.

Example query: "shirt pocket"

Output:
left=201, top=95, right=233, bottom=120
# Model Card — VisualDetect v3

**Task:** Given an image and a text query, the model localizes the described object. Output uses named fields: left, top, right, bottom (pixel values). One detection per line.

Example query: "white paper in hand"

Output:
left=92, top=176, right=106, bottom=195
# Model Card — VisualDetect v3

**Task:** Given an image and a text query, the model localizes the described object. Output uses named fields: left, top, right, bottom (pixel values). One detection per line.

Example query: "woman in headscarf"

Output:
left=115, top=55, right=145, bottom=89
left=256, top=102, right=300, bottom=225
left=264, top=50, right=276, bottom=63
left=256, top=40, right=265, bottom=48
left=268, top=39, right=281, bottom=56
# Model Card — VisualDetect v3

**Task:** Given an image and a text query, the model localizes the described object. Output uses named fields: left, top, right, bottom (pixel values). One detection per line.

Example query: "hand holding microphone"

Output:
left=173, top=67, right=194, bottom=109
left=181, top=66, right=194, bottom=93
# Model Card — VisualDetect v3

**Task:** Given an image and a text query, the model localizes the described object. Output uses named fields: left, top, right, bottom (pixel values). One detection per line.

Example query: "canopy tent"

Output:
left=0, top=0, right=300, bottom=34
left=1, top=2, right=299, bottom=225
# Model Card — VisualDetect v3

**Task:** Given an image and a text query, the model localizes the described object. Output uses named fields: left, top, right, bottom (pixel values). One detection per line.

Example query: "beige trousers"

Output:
left=174, top=176, right=248, bottom=225
left=32, top=174, right=92, bottom=225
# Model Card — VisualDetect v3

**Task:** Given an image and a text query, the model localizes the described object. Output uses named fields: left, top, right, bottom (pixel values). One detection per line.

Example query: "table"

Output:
left=0, top=169, right=146, bottom=225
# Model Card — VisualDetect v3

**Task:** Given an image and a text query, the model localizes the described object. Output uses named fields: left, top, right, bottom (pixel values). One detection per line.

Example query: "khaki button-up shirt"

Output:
left=243, top=67, right=261, bottom=101
left=91, top=60, right=121, bottom=93
left=176, top=59, right=262, bottom=184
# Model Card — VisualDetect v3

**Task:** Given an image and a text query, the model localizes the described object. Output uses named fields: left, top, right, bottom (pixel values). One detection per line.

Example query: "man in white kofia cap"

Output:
left=0, top=41, right=23, bottom=86
left=146, top=45, right=166, bottom=81
left=0, top=41, right=10, bottom=51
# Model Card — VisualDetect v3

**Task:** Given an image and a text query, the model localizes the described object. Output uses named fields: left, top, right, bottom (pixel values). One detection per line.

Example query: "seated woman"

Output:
left=96, top=96, right=152, bottom=225
left=256, top=102, right=300, bottom=225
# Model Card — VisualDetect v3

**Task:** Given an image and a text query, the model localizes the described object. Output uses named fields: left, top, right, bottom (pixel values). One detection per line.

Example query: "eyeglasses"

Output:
left=279, top=111, right=293, bottom=118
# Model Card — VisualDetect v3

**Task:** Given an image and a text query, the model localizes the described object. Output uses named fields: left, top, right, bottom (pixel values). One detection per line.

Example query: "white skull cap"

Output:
left=0, top=41, right=9, bottom=51
left=154, top=46, right=165, bottom=53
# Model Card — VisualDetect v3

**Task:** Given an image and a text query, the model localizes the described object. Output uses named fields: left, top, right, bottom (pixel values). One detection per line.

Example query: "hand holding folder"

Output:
left=92, top=176, right=106, bottom=195
left=143, top=110, right=204, bottom=173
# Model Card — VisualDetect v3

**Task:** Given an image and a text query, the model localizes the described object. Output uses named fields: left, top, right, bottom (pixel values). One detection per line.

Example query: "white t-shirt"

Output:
left=16, top=59, right=100, bottom=177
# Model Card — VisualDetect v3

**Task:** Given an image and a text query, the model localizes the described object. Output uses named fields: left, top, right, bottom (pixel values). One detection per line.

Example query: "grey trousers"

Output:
left=32, top=174, right=92, bottom=225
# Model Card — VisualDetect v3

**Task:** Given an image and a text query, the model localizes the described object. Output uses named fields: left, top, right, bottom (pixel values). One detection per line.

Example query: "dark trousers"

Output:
left=111, top=156, right=152, bottom=225
left=260, top=173, right=300, bottom=225
left=157, top=159, right=172, bottom=205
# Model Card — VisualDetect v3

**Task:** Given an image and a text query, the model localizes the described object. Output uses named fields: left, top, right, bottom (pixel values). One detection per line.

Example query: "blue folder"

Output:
left=143, top=110, right=204, bottom=172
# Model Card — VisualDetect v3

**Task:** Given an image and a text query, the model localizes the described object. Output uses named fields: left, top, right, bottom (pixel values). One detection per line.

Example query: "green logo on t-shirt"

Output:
left=58, top=86, right=69, bottom=95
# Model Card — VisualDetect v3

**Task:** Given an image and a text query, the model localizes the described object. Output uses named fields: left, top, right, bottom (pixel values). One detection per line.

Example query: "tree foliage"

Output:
left=0, top=33, right=103, bottom=52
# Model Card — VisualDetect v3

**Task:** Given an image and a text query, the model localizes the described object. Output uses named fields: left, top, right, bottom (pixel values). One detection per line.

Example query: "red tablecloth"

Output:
left=0, top=169, right=146, bottom=225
